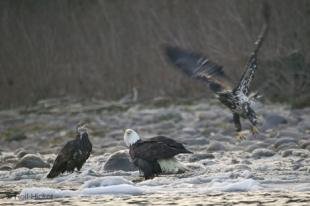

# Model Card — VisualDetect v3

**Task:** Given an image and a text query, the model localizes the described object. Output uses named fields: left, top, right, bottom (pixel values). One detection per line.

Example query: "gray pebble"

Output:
left=301, top=141, right=310, bottom=151
left=17, top=150, right=28, bottom=158
left=188, top=153, right=215, bottom=162
left=274, top=137, right=298, bottom=149
left=282, top=150, right=293, bottom=157
left=207, top=141, right=226, bottom=152
left=252, top=148, right=275, bottom=159
left=241, top=160, right=252, bottom=165
left=0, top=165, right=12, bottom=171
left=246, top=143, right=270, bottom=153
left=276, top=142, right=299, bottom=151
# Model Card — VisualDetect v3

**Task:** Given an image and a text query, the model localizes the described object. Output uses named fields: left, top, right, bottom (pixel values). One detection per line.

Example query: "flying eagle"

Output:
left=47, top=124, right=92, bottom=178
left=165, top=4, right=270, bottom=140
left=123, top=129, right=192, bottom=180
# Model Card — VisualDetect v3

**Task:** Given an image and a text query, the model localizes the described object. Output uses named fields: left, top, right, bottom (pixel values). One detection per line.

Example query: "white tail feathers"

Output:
left=158, top=158, right=189, bottom=174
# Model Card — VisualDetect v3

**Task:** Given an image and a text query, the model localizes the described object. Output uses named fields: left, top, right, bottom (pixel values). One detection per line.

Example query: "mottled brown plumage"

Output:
left=165, top=3, right=270, bottom=139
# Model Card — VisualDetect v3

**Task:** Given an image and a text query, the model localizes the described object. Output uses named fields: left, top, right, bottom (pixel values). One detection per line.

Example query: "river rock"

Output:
left=0, top=165, right=12, bottom=171
left=3, top=154, right=16, bottom=161
left=207, top=141, right=226, bottom=152
left=252, top=148, right=275, bottom=159
left=301, top=141, right=310, bottom=151
left=15, top=154, right=49, bottom=169
left=276, top=143, right=299, bottom=151
left=262, top=113, right=288, bottom=130
left=281, top=149, right=308, bottom=158
left=188, top=153, right=215, bottom=162
left=184, top=137, right=209, bottom=145
left=278, top=131, right=302, bottom=139
left=274, top=137, right=298, bottom=149
left=103, top=150, right=137, bottom=172
left=241, top=160, right=252, bottom=165
left=282, top=149, right=293, bottom=157
left=17, top=150, right=28, bottom=158
left=292, top=149, right=309, bottom=158
left=246, top=142, right=270, bottom=153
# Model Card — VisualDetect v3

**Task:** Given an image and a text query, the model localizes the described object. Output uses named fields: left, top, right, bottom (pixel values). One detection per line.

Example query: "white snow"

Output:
left=80, top=184, right=144, bottom=196
left=18, top=176, right=144, bottom=200
left=81, top=176, right=133, bottom=188
left=209, top=178, right=261, bottom=192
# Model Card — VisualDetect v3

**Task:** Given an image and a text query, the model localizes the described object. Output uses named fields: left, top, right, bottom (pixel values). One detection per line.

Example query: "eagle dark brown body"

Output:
left=124, top=129, right=192, bottom=180
left=47, top=126, right=92, bottom=178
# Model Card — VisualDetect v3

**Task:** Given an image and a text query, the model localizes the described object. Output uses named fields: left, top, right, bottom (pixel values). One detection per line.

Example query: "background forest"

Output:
left=0, top=0, right=309, bottom=108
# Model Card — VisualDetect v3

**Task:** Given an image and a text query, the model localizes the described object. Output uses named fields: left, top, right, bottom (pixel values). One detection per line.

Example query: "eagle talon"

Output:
left=235, top=131, right=249, bottom=141
left=251, top=126, right=260, bottom=137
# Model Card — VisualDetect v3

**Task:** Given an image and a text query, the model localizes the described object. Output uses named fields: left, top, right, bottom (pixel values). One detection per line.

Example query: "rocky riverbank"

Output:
left=0, top=97, right=309, bottom=205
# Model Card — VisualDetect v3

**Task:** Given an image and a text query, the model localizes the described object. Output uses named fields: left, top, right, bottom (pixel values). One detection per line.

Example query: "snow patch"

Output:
left=204, top=178, right=261, bottom=192
left=81, top=176, right=133, bottom=188
left=81, top=184, right=143, bottom=196
left=19, top=176, right=143, bottom=200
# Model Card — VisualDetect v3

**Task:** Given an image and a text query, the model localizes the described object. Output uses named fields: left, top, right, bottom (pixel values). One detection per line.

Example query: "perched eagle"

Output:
left=123, top=129, right=192, bottom=180
left=165, top=4, right=270, bottom=140
left=47, top=124, right=92, bottom=178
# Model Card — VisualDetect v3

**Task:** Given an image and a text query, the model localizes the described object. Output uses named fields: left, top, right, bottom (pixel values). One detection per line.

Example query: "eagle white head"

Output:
left=124, top=129, right=141, bottom=147
left=77, top=124, right=88, bottom=137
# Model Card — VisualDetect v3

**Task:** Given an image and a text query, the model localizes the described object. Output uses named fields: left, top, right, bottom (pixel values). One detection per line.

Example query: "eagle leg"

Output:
left=247, top=107, right=260, bottom=137
left=250, top=126, right=260, bottom=137
left=133, top=158, right=156, bottom=180
left=233, top=113, right=242, bottom=132
left=233, top=113, right=247, bottom=140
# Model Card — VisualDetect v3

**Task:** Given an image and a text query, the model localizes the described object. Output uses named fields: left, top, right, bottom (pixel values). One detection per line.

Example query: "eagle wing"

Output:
left=131, top=141, right=182, bottom=162
left=47, top=141, right=76, bottom=178
left=165, top=46, right=232, bottom=93
left=234, top=3, right=270, bottom=95
left=233, top=55, right=258, bottom=95
left=147, top=136, right=192, bottom=153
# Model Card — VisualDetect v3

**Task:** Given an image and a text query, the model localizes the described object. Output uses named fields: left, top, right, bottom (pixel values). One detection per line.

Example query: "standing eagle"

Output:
left=123, top=129, right=192, bottom=180
left=165, top=4, right=270, bottom=140
left=47, top=124, right=92, bottom=178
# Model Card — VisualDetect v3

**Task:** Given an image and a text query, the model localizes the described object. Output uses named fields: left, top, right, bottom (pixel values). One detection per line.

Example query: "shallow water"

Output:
left=1, top=192, right=310, bottom=205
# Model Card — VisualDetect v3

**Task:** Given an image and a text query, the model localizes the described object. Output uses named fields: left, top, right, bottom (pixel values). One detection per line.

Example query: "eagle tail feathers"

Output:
left=158, top=158, right=189, bottom=174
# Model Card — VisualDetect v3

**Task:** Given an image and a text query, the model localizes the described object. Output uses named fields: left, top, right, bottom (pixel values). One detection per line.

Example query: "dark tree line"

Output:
left=0, top=0, right=309, bottom=108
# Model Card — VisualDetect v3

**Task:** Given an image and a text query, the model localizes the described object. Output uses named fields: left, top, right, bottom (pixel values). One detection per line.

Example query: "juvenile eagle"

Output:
left=165, top=4, right=270, bottom=140
left=47, top=124, right=92, bottom=178
left=124, top=129, right=192, bottom=180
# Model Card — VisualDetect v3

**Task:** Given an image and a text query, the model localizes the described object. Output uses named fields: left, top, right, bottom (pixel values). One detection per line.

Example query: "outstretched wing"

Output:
left=234, top=3, right=270, bottom=95
left=131, top=141, right=182, bottom=161
left=165, top=46, right=231, bottom=93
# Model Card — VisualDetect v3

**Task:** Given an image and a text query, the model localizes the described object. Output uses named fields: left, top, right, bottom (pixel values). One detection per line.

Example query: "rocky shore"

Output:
left=0, top=97, right=309, bottom=204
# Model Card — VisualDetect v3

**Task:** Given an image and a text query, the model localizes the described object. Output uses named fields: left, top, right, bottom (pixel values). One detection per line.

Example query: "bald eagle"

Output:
left=47, top=124, right=92, bottom=178
left=165, top=4, right=270, bottom=140
left=124, top=129, right=192, bottom=180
